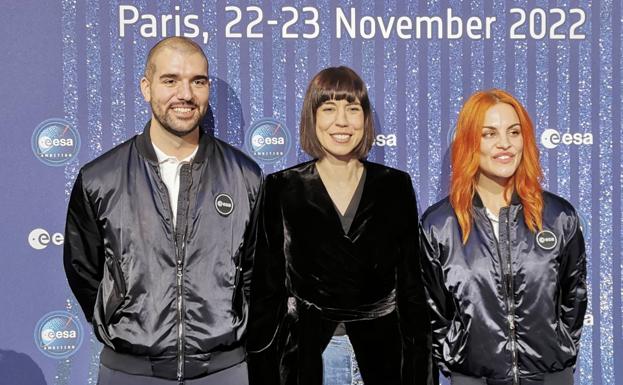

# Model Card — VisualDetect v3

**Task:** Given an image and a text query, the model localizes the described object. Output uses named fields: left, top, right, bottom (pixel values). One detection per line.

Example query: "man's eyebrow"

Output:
left=158, top=74, right=209, bottom=81
left=159, top=73, right=179, bottom=79
left=191, top=75, right=209, bottom=81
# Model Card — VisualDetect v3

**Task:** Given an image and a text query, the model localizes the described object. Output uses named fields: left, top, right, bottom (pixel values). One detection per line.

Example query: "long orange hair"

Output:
left=450, top=89, right=543, bottom=244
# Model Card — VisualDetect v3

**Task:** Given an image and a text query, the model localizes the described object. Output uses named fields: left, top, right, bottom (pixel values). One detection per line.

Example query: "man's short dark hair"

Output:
left=144, top=36, right=208, bottom=80
left=300, top=66, right=375, bottom=159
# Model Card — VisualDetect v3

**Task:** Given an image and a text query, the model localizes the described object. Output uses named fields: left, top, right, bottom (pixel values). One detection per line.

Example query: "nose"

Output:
left=176, top=81, right=193, bottom=101
left=335, top=106, right=348, bottom=127
left=497, top=132, right=511, bottom=148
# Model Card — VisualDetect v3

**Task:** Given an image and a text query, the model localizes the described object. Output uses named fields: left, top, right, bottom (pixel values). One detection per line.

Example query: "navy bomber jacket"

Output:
left=420, top=192, right=587, bottom=384
left=63, top=123, right=262, bottom=380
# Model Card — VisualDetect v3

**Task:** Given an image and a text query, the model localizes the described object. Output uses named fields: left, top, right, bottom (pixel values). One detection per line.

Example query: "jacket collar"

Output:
left=136, top=120, right=213, bottom=164
left=304, top=160, right=386, bottom=239
left=472, top=189, right=521, bottom=209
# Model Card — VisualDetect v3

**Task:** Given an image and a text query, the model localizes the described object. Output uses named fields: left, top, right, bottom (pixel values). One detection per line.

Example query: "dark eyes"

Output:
left=320, top=105, right=361, bottom=112
left=482, top=128, right=521, bottom=138
left=161, top=79, right=208, bottom=86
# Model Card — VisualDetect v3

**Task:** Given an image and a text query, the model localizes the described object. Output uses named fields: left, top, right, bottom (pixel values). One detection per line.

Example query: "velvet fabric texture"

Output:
left=247, top=160, right=433, bottom=385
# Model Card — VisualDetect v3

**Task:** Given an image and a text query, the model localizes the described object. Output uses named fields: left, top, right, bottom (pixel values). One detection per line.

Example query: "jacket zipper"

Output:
left=154, top=164, right=187, bottom=384
left=176, top=234, right=186, bottom=385
left=176, top=165, right=193, bottom=384
left=503, top=209, right=519, bottom=385
left=491, top=208, right=519, bottom=385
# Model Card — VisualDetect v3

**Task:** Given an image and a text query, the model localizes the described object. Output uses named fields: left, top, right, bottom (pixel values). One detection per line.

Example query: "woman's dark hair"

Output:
left=300, top=66, right=375, bottom=159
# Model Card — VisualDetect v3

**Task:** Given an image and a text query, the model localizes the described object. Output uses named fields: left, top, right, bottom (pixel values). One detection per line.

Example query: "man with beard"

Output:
left=63, top=37, right=262, bottom=385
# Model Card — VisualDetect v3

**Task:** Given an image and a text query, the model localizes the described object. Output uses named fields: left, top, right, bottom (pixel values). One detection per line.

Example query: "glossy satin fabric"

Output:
left=420, top=192, right=587, bottom=384
left=247, top=161, right=433, bottom=385
left=64, top=124, right=262, bottom=379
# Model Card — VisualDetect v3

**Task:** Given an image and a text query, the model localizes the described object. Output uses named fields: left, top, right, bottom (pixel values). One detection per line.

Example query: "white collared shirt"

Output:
left=485, top=207, right=500, bottom=241
left=152, top=143, right=198, bottom=227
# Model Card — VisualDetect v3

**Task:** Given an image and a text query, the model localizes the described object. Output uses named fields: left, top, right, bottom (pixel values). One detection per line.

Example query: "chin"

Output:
left=327, top=150, right=356, bottom=159
left=164, top=124, right=199, bottom=137
left=494, top=175, right=515, bottom=182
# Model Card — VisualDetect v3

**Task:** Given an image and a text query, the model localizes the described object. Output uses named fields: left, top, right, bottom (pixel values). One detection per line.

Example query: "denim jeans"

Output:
left=322, top=335, right=364, bottom=385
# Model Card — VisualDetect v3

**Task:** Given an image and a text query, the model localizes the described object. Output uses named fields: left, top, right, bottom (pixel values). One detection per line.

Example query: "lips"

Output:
left=170, top=105, right=196, bottom=118
left=330, top=133, right=352, bottom=143
left=493, top=152, right=515, bottom=163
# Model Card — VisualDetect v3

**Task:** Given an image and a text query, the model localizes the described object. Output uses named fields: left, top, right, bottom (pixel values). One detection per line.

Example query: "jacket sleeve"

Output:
left=246, top=175, right=288, bottom=385
left=397, top=174, right=435, bottom=385
left=63, top=172, right=104, bottom=323
left=240, top=173, right=265, bottom=302
left=558, top=214, right=588, bottom=350
left=419, top=215, right=461, bottom=371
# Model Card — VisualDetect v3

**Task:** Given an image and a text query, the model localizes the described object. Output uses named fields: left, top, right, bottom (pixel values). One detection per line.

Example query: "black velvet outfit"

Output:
left=247, top=160, right=433, bottom=385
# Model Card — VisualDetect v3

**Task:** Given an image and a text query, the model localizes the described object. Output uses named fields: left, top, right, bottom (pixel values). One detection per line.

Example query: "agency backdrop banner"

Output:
left=1, top=1, right=621, bottom=384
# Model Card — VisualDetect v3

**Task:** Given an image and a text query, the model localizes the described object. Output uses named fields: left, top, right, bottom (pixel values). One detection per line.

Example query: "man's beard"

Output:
left=151, top=103, right=203, bottom=137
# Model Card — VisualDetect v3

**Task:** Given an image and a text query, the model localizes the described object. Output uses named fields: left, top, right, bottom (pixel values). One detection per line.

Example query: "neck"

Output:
left=475, top=173, right=512, bottom=216
left=316, top=155, right=363, bottom=182
left=149, top=119, right=199, bottom=160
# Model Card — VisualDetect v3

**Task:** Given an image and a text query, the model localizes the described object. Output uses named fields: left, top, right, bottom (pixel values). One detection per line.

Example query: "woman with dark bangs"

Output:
left=246, top=66, right=433, bottom=385
left=420, top=89, right=587, bottom=385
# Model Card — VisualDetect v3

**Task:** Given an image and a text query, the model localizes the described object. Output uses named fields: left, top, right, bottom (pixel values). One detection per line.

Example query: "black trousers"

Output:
left=280, top=306, right=403, bottom=385
left=97, top=362, right=248, bottom=385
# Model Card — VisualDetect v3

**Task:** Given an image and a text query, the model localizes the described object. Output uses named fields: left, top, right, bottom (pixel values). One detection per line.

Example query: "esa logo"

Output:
left=247, top=118, right=291, bottom=163
left=34, top=311, right=83, bottom=359
left=536, top=230, right=557, bottom=250
left=373, top=134, right=397, bottom=147
left=28, top=228, right=64, bottom=250
left=31, top=118, right=80, bottom=166
left=540, top=129, right=593, bottom=149
left=214, top=193, right=234, bottom=217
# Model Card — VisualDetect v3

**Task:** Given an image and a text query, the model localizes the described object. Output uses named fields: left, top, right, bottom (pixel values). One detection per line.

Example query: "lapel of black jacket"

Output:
left=305, top=161, right=347, bottom=236
left=346, top=160, right=376, bottom=241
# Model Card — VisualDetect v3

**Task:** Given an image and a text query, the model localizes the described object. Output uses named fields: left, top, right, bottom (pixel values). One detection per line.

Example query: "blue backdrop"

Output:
left=1, top=1, right=621, bottom=384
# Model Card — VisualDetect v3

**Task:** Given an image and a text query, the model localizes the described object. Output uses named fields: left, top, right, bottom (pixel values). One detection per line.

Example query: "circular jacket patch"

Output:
left=215, top=193, right=234, bottom=216
left=536, top=230, right=557, bottom=250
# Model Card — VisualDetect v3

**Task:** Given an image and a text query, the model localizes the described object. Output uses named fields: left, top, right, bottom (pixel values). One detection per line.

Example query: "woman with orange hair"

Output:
left=420, top=89, right=587, bottom=385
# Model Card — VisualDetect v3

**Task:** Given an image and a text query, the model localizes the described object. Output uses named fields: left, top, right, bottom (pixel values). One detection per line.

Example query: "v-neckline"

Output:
left=336, top=168, right=366, bottom=217
left=313, top=162, right=368, bottom=236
